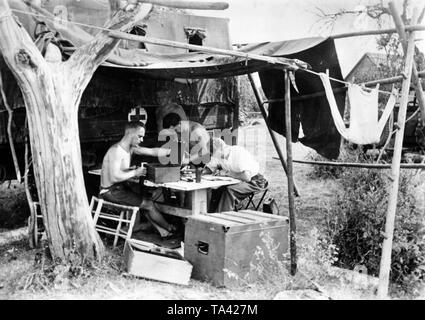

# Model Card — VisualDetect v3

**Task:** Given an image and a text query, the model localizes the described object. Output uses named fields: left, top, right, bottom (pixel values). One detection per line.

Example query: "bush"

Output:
left=307, top=145, right=374, bottom=180
left=323, top=166, right=425, bottom=295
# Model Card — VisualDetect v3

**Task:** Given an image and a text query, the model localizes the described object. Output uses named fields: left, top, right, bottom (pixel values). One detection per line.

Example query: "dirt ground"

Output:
left=0, top=122, right=422, bottom=300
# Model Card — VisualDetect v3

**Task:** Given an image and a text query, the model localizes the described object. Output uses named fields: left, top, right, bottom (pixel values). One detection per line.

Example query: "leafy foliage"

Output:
left=322, top=165, right=425, bottom=295
left=237, top=75, right=260, bottom=125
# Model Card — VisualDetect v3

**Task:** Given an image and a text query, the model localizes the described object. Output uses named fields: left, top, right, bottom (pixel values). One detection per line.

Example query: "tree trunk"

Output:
left=26, top=66, right=104, bottom=260
left=0, top=0, right=150, bottom=262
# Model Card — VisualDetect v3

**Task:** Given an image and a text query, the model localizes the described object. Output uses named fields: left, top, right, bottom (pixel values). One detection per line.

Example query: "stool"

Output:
left=235, top=188, right=269, bottom=211
left=90, top=196, right=139, bottom=249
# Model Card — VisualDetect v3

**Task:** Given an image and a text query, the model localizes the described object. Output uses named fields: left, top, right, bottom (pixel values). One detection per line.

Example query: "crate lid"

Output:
left=187, top=210, right=288, bottom=230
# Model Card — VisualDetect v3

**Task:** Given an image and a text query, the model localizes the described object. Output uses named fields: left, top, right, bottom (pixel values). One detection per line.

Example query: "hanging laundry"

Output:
left=319, top=73, right=398, bottom=145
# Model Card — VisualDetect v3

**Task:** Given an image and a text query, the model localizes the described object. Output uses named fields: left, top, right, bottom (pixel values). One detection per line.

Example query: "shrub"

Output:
left=307, top=145, right=374, bottom=180
left=323, top=166, right=425, bottom=295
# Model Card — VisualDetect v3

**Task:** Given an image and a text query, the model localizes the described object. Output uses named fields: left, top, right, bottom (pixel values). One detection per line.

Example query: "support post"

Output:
left=377, top=8, right=418, bottom=299
left=247, top=73, right=300, bottom=197
left=284, top=70, right=297, bottom=275
left=389, top=2, right=425, bottom=126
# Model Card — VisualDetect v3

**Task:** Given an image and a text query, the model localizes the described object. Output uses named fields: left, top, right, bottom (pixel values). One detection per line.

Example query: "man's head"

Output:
left=162, top=113, right=182, bottom=132
left=124, top=121, right=146, bottom=147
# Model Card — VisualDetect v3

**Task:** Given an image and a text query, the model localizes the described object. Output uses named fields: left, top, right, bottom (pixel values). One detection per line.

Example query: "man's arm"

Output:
left=205, top=156, right=220, bottom=173
left=224, top=170, right=253, bottom=182
left=108, top=151, right=145, bottom=184
left=132, top=146, right=171, bottom=157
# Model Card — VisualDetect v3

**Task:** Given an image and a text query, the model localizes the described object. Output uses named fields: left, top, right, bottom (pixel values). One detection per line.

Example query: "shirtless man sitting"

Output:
left=99, top=121, right=177, bottom=238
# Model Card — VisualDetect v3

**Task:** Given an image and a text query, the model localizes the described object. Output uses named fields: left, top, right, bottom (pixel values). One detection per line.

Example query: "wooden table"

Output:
left=88, top=169, right=240, bottom=217
left=154, top=175, right=240, bottom=217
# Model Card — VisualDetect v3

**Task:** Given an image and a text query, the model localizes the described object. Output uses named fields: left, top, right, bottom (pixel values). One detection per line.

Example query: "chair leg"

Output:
left=92, top=199, right=104, bottom=226
left=126, top=208, right=138, bottom=241
left=89, top=196, right=95, bottom=212
left=255, top=189, right=268, bottom=211
left=113, top=211, right=125, bottom=248
left=244, top=194, right=255, bottom=210
left=34, top=206, right=39, bottom=248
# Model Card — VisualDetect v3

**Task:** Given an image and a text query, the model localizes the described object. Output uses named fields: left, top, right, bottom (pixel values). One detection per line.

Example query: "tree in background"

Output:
left=314, top=0, right=424, bottom=83
left=237, top=74, right=260, bottom=125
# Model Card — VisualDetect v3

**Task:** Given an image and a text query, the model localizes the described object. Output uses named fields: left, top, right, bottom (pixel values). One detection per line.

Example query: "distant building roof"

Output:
left=345, top=52, right=388, bottom=81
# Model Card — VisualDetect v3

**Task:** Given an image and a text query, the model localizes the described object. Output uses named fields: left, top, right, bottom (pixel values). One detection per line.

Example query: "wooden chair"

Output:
left=90, top=196, right=139, bottom=249
left=28, top=202, right=44, bottom=247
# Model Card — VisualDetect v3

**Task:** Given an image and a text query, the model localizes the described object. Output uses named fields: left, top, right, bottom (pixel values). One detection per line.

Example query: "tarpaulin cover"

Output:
left=9, top=0, right=280, bottom=79
left=7, top=1, right=346, bottom=158
left=240, top=38, right=346, bottom=159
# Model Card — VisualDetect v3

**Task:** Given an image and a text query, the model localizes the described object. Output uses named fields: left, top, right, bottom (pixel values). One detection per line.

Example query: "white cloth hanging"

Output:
left=319, top=73, right=398, bottom=145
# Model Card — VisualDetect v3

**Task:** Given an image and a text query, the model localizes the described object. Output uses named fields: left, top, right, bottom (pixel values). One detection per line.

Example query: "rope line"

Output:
left=9, top=8, right=418, bottom=99
left=299, top=68, right=402, bottom=97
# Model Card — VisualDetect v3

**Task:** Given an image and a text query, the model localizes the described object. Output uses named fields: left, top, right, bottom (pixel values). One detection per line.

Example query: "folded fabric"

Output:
left=319, top=73, right=398, bottom=145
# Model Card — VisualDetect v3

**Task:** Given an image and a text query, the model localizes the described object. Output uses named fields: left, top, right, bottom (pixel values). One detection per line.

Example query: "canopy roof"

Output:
left=100, top=51, right=289, bottom=79
left=97, top=38, right=329, bottom=79
left=8, top=1, right=346, bottom=159
left=238, top=37, right=328, bottom=56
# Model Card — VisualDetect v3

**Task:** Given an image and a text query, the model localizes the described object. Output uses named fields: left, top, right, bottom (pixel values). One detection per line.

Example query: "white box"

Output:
left=124, top=239, right=193, bottom=286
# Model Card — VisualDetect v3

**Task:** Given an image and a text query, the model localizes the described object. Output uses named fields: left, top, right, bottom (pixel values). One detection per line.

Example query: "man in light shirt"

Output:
left=204, top=138, right=268, bottom=212
left=99, top=121, right=177, bottom=238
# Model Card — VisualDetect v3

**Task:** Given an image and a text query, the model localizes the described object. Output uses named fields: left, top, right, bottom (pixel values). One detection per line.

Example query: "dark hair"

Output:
left=162, top=113, right=181, bottom=129
left=125, top=121, right=145, bottom=133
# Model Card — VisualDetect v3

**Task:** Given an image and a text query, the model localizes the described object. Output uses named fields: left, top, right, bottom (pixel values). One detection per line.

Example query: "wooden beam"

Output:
left=330, top=24, right=425, bottom=39
left=377, top=5, right=418, bottom=299
left=280, top=158, right=425, bottom=170
left=247, top=73, right=300, bottom=197
left=362, top=71, right=425, bottom=87
left=388, top=2, right=425, bottom=126
left=108, top=31, right=303, bottom=69
left=284, top=70, right=297, bottom=275
left=139, top=0, right=229, bottom=10
left=265, top=87, right=347, bottom=103
left=155, top=203, right=193, bottom=218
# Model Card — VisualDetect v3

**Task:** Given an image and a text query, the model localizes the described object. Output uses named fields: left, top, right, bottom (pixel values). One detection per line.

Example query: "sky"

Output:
left=194, top=0, right=425, bottom=77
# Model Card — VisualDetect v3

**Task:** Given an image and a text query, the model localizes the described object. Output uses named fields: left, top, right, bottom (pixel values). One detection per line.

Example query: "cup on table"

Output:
left=195, top=167, right=202, bottom=183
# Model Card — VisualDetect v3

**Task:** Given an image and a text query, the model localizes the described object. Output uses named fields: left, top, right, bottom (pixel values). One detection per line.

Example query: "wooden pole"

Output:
left=137, top=0, right=229, bottom=10
left=330, top=24, right=425, bottom=39
left=265, top=87, right=347, bottom=103
left=377, top=8, right=418, bottom=299
left=108, top=31, right=302, bottom=69
left=362, top=71, right=425, bottom=87
left=247, top=73, right=300, bottom=197
left=388, top=2, right=425, bottom=126
left=284, top=70, right=297, bottom=275
left=279, top=158, right=425, bottom=170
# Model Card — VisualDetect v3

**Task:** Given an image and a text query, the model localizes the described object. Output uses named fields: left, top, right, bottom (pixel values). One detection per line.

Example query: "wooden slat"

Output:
left=155, top=203, right=193, bottom=218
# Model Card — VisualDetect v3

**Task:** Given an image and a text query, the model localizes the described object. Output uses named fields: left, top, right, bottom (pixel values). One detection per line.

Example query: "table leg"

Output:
left=191, top=189, right=207, bottom=215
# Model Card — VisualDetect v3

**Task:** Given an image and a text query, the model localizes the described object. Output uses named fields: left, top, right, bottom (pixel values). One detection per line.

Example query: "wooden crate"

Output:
left=124, top=239, right=193, bottom=286
left=184, top=210, right=289, bottom=287
left=146, top=163, right=181, bottom=183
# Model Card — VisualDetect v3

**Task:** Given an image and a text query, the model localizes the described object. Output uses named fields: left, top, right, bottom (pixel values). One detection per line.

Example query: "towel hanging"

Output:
left=319, top=73, right=398, bottom=145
